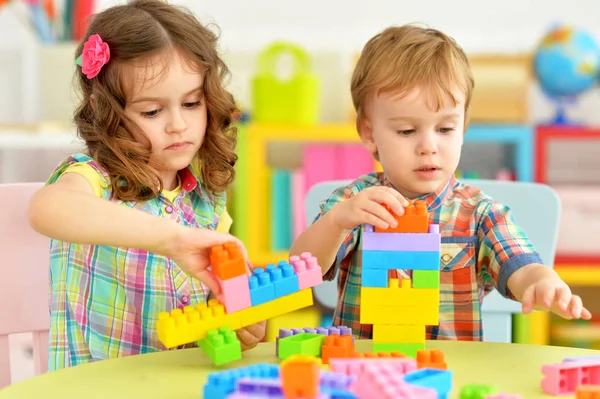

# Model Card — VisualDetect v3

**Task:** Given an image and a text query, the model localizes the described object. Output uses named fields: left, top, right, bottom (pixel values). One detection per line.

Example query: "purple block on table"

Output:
left=304, top=327, right=318, bottom=334
left=327, top=327, right=340, bottom=336
left=316, top=327, right=329, bottom=335
left=362, top=230, right=441, bottom=252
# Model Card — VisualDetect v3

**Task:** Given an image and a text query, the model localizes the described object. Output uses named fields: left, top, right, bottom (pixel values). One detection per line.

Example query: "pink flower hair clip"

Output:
left=75, top=34, right=110, bottom=79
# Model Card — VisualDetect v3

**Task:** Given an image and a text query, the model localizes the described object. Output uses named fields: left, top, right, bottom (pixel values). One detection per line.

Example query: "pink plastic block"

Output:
left=289, top=252, right=323, bottom=290
left=350, top=362, right=436, bottom=399
left=291, top=170, right=306, bottom=239
left=338, top=144, right=375, bottom=179
left=216, top=273, right=252, bottom=313
left=486, top=395, right=522, bottom=399
left=362, top=231, right=441, bottom=252
left=330, top=357, right=417, bottom=378
left=541, top=358, right=600, bottom=395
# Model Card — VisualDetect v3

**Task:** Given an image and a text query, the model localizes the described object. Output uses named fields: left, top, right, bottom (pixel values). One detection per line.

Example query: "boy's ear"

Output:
left=358, top=116, right=378, bottom=154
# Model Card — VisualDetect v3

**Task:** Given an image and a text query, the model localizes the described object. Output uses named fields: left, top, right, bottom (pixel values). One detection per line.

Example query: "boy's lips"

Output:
left=415, top=164, right=441, bottom=171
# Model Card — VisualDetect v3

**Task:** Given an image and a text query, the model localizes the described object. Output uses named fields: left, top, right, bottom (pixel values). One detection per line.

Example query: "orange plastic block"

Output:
left=321, top=334, right=355, bottom=364
left=210, top=242, right=247, bottom=280
left=280, top=355, right=321, bottom=399
left=577, top=385, right=600, bottom=398
left=355, top=351, right=406, bottom=358
left=416, top=349, right=447, bottom=370
left=375, top=200, right=428, bottom=233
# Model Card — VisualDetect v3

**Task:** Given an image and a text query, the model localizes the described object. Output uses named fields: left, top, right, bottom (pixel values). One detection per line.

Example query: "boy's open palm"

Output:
left=331, top=186, right=409, bottom=231
left=168, top=227, right=249, bottom=295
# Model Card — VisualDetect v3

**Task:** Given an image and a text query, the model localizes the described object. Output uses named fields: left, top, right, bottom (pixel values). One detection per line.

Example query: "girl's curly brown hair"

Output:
left=74, top=0, right=237, bottom=201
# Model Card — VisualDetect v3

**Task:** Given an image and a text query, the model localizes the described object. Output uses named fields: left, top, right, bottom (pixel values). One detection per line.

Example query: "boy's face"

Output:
left=359, top=86, right=465, bottom=199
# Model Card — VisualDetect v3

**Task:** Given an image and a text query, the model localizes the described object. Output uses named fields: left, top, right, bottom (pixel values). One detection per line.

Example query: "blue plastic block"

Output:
left=362, top=250, right=440, bottom=271
left=249, top=268, right=276, bottom=306
left=403, top=368, right=452, bottom=399
left=361, top=268, right=387, bottom=287
left=272, top=261, right=300, bottom=297
left=203, top=363, right=280, bottom=399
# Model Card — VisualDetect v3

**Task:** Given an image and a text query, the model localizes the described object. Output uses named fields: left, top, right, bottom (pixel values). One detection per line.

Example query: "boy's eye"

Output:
left=440, top=127, right=455, bottom=133
left=142, top=109, right=160, bottom=118
left=183, top=101, right=201, bottom=108
left=397, top=129, right=415, bottom=135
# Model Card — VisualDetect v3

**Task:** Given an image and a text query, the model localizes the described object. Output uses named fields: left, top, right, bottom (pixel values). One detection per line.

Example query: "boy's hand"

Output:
left=168, top=227, right=249, bottom=296
left=520, top=274, right=592, bottom=320
left=330, top=186, right=408, bottom=231
left=236, top=321, right=266, bottom=351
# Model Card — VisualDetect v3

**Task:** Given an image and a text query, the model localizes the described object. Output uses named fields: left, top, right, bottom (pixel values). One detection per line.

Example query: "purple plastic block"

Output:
left=236, top=378, right=282, bottom=396
left=364, top=224, right=374, bottom=233
left=316, top=327, right=329, bottom=335
left=320, top=371, right=356, bottom=389
left=429, top=225, right=439, bottom=234
left=338, top=325, right=352, bottom=336
left=362, top=231, right=440, bottom=252
left=291, top=328, right=303, bottom=334
left=327, top=327, right=341, bottom=336
left=304, top=327, right=318, bottom=334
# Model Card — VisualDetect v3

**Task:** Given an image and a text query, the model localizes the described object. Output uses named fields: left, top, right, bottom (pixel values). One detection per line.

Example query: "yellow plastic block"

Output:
left=361, top=278, right=440, bottom=307
left=372, top=324, right=426, bottom=344
left=240, top=288, right=313, bottom=326
left=157, top=300, right=242, bottom=349
left=360, top=303, right=439, bottom=325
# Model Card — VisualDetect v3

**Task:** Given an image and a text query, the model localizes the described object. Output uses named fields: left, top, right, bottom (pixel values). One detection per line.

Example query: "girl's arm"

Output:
left=28, top=172, right=180, bottom=257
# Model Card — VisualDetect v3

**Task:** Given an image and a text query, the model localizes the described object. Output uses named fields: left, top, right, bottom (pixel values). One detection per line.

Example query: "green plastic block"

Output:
left=413, top=270, right=440, bottom=288
left=459, top=383, right=498, bottom=399
left=197, top=326, right=242, bottom=366
left=372, top=342, right=425, bottom=357
left=278, top=333, right=325, bottom=360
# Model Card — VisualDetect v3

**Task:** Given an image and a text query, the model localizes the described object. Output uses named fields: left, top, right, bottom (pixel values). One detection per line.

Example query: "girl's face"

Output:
left=124, top=49, right=207, bottom=190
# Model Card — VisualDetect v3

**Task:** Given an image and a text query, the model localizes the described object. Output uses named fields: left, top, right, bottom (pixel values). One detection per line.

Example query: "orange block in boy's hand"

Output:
left=209, top=242, right=247, bottom=280
left=375, top=199, right=429, bottom=233
left=321, top=334, right=355, bottom=364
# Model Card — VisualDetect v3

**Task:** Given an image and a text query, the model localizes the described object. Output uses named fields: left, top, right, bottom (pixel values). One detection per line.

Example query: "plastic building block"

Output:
left=281, top=355, right=322, bottom=399
left=289, top=252, right=324, bottom=290
left=217, top=273, right=252, bottom=313
left=372, top=342, right=425, bottom=358
left=416, top=349, right=447, bottom=370
left=373, top=200, right=430, bottom=233
left=234, top=377, right=283, bottom=396
left=157, top=299, right=242, bottom=348
left=403, top=368, right=453, bottom=399
left=485, top=394, right=522, bottom=399
left=210, top=242, right=247, bottom=279
left=361, top=278, right=440, bottom=306
left=564, top=355, right=600, bottom=363
left=239, top=288, right=313, bottom=326
left=203, top=363, right=279, bottom=399
left=267, top=262, right=300, bottom=298
left=362, top=250, right=440, bottom=270
left=459, top=384, right=498, bottom=399
left=362, top=228, right=440, bottom=252
left=330, top=357, right=416, bottom=378
left=319, top=370, right=356, bottom=391
left=373, top=325, right=425, bottom=344
left=360, top=268, right=387, bottom=287
left=322, top=334, right=355, bottom=364
left=577, top=385, right=600, bottom=398
left=249, top=267, right=276, bottom=306
left=541, top=358, right=600, bottom=395
left=359, top=303, right=439, bottom=325
left=278, top=333, right=326, bottom=360
left=197, top=326, right=242, bottom=366
left=276, top=326, right=354, bottom=356
left=351, top=362, right=437, bottom=399
left=413, top=270, right=440, bottom=288
left=355, top=351, right=407, bottom=359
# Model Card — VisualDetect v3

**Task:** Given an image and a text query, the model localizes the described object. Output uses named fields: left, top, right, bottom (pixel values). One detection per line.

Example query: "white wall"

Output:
left=2, top=0, right=600, bottom=125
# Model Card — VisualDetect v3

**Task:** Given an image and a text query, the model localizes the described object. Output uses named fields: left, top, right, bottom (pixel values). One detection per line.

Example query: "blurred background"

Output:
left=2, top=0, right=600, bottom=382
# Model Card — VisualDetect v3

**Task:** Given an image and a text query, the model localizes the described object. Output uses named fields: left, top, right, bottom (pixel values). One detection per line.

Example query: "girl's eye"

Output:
left=141, top=109, right=160, bottom=118
left=183, top=101, right=201, bottom=108
left=397, top=129, right=415, bottom=135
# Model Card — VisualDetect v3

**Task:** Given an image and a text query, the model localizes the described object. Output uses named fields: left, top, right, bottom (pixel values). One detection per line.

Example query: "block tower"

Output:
left=359, top=200, right=441, bottom=356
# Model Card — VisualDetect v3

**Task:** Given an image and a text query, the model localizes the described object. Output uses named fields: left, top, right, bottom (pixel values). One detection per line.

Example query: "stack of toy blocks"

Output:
left=360, top=200, right=441, bottom=357
left=156, top=243, right=323, bottom=365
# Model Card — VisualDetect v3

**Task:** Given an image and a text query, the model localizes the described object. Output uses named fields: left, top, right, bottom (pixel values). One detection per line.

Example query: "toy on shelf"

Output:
left=156, top=244, right=323, bottom=365
left=359, top=199, right=441, bottom=356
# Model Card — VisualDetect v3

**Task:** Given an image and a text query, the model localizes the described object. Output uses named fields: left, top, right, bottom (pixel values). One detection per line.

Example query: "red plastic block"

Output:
left=577, top=385, right=600, bottom=398
left=321, top=334, right=355, bottom=365
left=289, top=252, right=323, bottom=290
left=280, top=355, right=321, bottom=399
left=210, top=242, right=247, bottom=280
left=541, top=359, right=600, bottom=395
left=374, top=200, right=428, bottom=233
left=216, top=273, right=252, bottom=313
left=416, top=349, right=447, bottom=370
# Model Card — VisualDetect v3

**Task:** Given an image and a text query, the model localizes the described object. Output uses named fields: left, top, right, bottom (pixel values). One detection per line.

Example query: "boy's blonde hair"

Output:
left=351, top=24, right=474, bottom=128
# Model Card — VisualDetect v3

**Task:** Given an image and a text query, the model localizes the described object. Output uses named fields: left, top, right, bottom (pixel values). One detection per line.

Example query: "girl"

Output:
left=28, top=0, right=265, bottom=370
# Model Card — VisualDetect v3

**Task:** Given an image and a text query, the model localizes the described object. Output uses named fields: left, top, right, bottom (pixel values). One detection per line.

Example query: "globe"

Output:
left=533, top=26, right=600, bottom=124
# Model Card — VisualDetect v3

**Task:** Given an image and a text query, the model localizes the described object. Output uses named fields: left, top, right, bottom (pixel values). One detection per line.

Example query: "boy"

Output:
left=290, top=25, right=590, bottom=340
